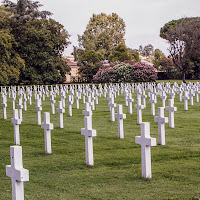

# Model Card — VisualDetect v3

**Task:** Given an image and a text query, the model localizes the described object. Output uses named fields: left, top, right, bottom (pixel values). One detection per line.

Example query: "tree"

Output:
left=0, top=5, right=12, bottom=18
left=2, top=0, right=52, bottom=22
left=0, top=29, right=25, bottom=85
left=108, top=43, right=131, bottom=62
left=13, top=19, right=71, bottom=84
left=152, top=49, right=165, bottom=65
left=78, top=50, right=102, bottom=64
left=143, top=44, right=154, bottom=57
left=127, top=48, right=140, bottom=63
left=139, top=44, right=154, bottom=57
left=160, top=17, right=200, bottom=82
left=139, top=45, right=143, bottom=54
left=78, top=13, right=126, bottom=59
left=1, top=0, right=71, bottom=85
left=78, top=62, right=103, bottom=83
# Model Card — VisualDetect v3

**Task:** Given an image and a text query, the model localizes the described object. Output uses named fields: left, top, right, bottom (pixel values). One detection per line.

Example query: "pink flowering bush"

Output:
left=92, top=62, right=157, bottom=83
left=130, top=62, right=157, bottom=82
left=92, top=67, right=116, bottom=83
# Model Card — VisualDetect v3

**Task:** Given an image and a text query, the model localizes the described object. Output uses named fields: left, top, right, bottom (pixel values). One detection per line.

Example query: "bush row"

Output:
left=92, top=62, right=157, bottom=83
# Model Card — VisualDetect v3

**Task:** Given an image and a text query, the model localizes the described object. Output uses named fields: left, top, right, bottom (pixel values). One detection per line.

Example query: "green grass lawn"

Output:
left=0, top=86, right=200, bottom=200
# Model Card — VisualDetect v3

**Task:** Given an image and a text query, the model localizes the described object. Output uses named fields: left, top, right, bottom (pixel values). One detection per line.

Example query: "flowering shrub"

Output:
left=130, top=62, right=157, bottom=82
left=113, top=63, right=133, bottom=82
left=92, top=67, right=116, bottom=83
left=93, top=62, right=157, bottom=83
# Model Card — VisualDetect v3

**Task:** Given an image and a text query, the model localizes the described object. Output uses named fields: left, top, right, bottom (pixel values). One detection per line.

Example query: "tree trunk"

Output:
left=182, top=72, right=186, bottom=83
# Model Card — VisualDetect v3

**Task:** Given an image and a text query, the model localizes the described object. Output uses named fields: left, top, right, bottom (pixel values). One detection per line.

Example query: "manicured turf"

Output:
left=0, top=83, right=200, bottom=200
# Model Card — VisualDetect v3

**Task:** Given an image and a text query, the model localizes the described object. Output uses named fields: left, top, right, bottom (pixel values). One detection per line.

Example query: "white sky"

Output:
left=4, top=0, right=200, bottom=56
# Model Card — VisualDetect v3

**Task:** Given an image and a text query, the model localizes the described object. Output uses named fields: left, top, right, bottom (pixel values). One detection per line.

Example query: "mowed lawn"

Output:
left=0, top=84, right=200, bottom=200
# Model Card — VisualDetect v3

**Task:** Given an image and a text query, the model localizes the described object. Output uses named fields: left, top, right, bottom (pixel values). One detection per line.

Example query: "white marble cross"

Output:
left=82, top=92, right=86, bottom=104
left=107, top=93, right=113, bottom=112
left=169, top=89, right=175, bottom=99
left=104, top=87, right=107, bottom=98
left=23, top=94, right=27, bottom=111
left=35, top=95, right=42, bottom=125
left=160, top=90, right=167, bottom=108
left=108, top=97, right=116, bottom=121
left=115, top=105, right=126, bottom=139
left=189, top=89, right=195, bottom=105
left=127, top=92, right=134, bottom=114
left=42, top=89, right=46, bottom=101
left=141, top=90, right=147, bottom=108
left=194, top=88, right=200, bottom=102
left=67, top=95, right=73, bottom=116
left=11, top=109, right=22, bottom=145
left=177, top=88, right=183, bottom=102
left=61, top=91, right=66, bottom=108
left=27, top=91, right=32, bottom=105
left=152, top=88, right=158, bottom=103
left=1, top=94, right=7, bottom=119
left=154, top=107, right=168, bottom=145
left=149, top=93, right=156, bottom=116
left=166, top=99, right=177, bottom=128
left=91, top=92, right=95, bottom=111
left=124, top=90, right=129, bottom=106
left=134, top=97, right=144, bottom=124
left=56, top=101, right=65, bottom=128
left=75, top=92, right=80, bottom=109
left=182, top=91, right=189, bottom=111
left=17, top=99, right=23, bottom=122
left=50, top=93, right=56, bottom=115
left=81, top=103, right=97, bottom=166
left=83, top=102, right=92, bottom=119
left=41, top=112, right=54, bottom=154
left=135, top=122, right=156, bottom=179
left=6, top=146, right=29, bottom=200
left=94, top=90, right=99, bottom=105
left=11, top=92, right=16, bottom=109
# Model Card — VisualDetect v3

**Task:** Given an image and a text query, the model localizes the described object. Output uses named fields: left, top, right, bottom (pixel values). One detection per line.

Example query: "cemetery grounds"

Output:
left=0, top=80, right=200, bottom=200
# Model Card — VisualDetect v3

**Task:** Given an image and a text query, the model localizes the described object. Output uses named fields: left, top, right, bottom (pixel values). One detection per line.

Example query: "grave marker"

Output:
left=127, top=92, right=134, bottom=114
left=135, top=122, right=156, bottom=179
left=6, top=146, right=29, bottom=200
left=17, top=99, right=23, bottom=122
left=56, top=101, right=65, bottom=128
left=115, top=105, right=126, bottom=139
left=182, top=91, right=189, bottom=111
left=108, top=97, right=116, bottom=121
left=11, top=109, right=22, bottom=145
left=154, top=107, right=168, bottom=145
left=67, top=95, right=73, bottom=116
left=166, top=99, right=177, bottom=128
left=81, top=103, right=97, bottom=166
left=134, top=98, right=144, bottom=124
left=1, top=94, right=7, bottom=119
left=35, top=95, right=42, bottom=125
left=41, top=112, right=54, bottom=154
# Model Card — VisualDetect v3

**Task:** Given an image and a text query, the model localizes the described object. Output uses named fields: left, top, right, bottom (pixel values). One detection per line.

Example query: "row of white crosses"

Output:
left=5, top=88, right=55, bottom=200
left=2, top=81, right=197, bottom=117
left=2, top=80, right=199, bottom=192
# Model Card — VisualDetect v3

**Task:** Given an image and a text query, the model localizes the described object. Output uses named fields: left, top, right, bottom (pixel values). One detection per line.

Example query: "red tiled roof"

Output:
left=66, top=61, right=78, bottom=66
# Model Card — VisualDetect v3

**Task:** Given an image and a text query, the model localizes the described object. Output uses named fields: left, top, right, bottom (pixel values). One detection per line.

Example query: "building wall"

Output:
left=65, top=66, right=80, bottom=83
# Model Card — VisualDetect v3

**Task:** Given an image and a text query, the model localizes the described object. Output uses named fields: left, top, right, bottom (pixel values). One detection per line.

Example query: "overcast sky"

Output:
left=7, top=0, right=200, bottom=56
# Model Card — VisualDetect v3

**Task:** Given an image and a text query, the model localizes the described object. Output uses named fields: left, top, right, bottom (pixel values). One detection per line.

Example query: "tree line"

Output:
left=0, top=0, right=70, bottom=85
left=0, top=0, right=199, bottom=85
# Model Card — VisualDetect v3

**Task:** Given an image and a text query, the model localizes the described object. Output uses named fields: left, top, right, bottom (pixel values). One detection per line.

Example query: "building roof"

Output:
left=67, top=60, right=78, bottom=66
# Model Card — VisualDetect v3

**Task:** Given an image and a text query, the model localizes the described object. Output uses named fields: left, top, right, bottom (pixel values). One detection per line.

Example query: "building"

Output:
left=63, top=56, right=80, bottom=83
